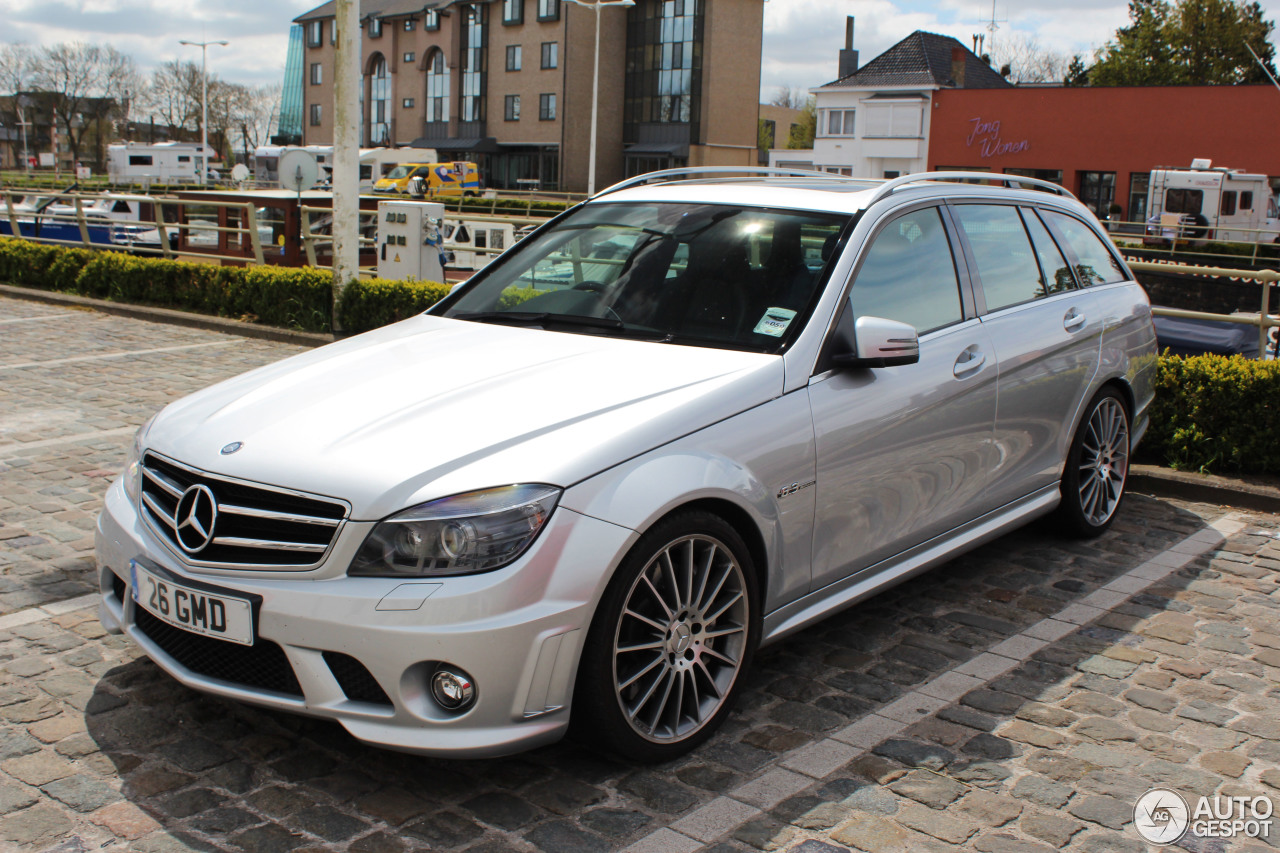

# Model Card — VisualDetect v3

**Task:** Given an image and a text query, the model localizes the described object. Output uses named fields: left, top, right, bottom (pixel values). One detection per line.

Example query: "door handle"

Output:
left=1064, top=310, right=1086, bottom=331
left=953, top=348, right=985, bottom=377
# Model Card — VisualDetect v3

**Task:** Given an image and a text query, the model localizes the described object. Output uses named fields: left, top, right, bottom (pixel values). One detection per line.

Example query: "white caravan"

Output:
left=1146, top=159, right=1280, bottom=244
left=253, top=146, right=438, bottom=192
left=107, top=143, right=217, bottom=184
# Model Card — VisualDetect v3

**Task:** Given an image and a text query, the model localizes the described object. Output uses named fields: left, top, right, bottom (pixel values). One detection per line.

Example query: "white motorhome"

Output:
left=253, top=146, right=437, bottom=192
left=107, top=142, right=217, bottom=184
left=441, top=219, right=517, bottom=272
left=1146, top=159, right=1280, bottom=244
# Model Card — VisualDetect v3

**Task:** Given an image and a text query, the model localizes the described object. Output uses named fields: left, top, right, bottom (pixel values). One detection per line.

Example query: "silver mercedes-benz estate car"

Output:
left=97, top=169, right=1156, bottom=762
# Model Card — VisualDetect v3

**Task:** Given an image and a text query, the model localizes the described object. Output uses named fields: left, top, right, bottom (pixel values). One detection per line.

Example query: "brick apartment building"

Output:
left=294, top=0, right=763, bottom=192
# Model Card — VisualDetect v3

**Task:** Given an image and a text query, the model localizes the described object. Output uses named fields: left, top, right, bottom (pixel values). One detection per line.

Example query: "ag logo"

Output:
left=1134, top=788, right=1189, bottom=845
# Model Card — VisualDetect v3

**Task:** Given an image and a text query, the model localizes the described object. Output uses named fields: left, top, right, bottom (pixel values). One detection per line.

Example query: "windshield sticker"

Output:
left=753, top=308, right=797, bottom=337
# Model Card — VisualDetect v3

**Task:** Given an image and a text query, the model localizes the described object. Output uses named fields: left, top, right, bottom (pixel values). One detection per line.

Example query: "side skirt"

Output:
left=761, top=484, right=1061, bottom=646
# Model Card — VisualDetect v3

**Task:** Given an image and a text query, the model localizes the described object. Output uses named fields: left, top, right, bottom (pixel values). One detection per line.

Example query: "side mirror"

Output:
left=831, top=315, right=920, bottom=369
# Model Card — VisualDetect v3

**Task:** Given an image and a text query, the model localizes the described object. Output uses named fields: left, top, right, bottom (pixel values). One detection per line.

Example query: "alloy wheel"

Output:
left=611, top=534, right=749, bottom=744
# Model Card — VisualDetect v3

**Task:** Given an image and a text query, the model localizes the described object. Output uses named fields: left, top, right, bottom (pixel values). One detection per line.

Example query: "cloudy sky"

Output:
left=5, top=0, right=1280, bottom=99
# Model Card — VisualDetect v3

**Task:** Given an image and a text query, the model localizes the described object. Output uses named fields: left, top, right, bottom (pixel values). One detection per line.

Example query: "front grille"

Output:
left=323, top=651, right=393, bottom=706
left=140, top=452, right=348, bottom=569
left=134, top=607, right=303, bottom=697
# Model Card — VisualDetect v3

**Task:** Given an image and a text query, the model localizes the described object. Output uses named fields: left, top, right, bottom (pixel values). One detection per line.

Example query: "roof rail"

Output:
left=866, top=172, right=1077, bottom=207
left=592, top=166, right=868, bottom=200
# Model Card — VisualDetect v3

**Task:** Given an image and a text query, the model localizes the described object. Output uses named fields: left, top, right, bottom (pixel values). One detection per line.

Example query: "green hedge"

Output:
left=338, top=277, right=452, bottom=333
left=1143, top=353, right=1280, bottom=475
left=0, top=238, right=449, bottom=334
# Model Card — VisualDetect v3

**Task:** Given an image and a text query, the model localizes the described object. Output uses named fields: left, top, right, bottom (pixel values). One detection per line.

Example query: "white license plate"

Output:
left=131, top=561, right=254, bottom=646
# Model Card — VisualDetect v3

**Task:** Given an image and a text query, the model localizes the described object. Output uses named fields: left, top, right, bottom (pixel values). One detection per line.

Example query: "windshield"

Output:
left=435, top=202, right=850, bottom=353
left=385, top=165, right=413, bottom=180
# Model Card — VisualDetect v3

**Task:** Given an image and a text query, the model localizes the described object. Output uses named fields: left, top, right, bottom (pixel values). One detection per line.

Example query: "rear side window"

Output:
left=849, top=208, right=963, bottom=334
left=1221, top=191, right=1237, bottom=216
left=951, top=204, right=1044, bottom=312
left=1023, top=210, right=1075, bottom=295
left=1041, top=210, right=1128, bottom=286
left=1165, top=188, right=1203, bottom=215
left=1242, top=191, right=1254, bottom=210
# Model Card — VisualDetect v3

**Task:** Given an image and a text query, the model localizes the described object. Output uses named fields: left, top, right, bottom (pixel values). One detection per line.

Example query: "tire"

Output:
left=1057, top=387, right=1130, bottom=538
left=573, top=510, right=760, bottom=763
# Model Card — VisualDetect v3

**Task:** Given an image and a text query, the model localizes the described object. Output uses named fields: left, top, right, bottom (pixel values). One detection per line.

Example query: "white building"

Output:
left=772, top=25, right=1011, bottom=179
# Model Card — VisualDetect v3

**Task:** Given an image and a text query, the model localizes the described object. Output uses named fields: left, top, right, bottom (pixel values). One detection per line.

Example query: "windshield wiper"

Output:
left=453, top=311, right=625, bottom=331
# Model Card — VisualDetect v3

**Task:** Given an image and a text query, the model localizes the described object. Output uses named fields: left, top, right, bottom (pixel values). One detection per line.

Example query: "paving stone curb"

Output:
left=1131, top=464, right=1280, bottom=515
left=0, top=283, right=334, bottom=348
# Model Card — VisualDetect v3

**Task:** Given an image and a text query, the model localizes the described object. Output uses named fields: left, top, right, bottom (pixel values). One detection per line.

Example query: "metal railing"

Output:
left=0, top=188, right=266, bottom=266
left=1108, top=216, right=1280, bottom=267
left=1128, top=258, right=1280, bottom=358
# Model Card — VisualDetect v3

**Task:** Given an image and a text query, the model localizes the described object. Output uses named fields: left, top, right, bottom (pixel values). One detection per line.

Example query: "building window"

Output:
left=1078, top=171, right=1116, bottom=219
left=309, top=104, right=322, bottom=126
left=426, top=49, right=450, bottom=123
left=624, top=0, right=702, bottom=138
left=824, top=109, right=855, bottom=137
left=368, top=54, right=391, bottom=145
left=426, top=10, right=440, bottom=29
left=307, top=20, right=323, bottom=47
left=537, top=0, right=559, bottom=21
left=539, top=93, right=556, bottom=120
left=504, top=0, right=524, bottom=24
left=403, top=98, right=415, bottom=109
left=404, top=17, right=417, bottom=30
left=369, top=17, right=382, bottom=37
left=541, top=42, right=558, bottom=69
left=331, top=21, right=337, bottom=44
left=404, top=52, right=416, bottom=63
left=505, top=94, right=521, bottom=121
left=460, top=5, right=487, bottom=123
left=864, top=103, right=921, bottom=138
left=310, top=63, right=322, bottom=85
left=506, top=44, right=522, bottom=71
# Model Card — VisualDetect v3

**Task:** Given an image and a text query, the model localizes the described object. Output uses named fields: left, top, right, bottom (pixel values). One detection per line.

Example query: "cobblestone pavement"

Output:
left=3, top=294, right=1280, bottom=853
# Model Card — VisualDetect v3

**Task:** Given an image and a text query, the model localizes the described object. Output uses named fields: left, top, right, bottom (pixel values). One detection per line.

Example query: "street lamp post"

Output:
left=564, top=0, right=633, bottom=196
left=179, top=39, right=229, bottom=185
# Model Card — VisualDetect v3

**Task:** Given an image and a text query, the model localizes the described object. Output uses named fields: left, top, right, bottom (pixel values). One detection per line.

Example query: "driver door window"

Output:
left=848, top=208, right=963, bottom=334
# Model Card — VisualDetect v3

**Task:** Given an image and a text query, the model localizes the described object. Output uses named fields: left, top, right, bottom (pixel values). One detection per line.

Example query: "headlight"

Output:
left=122, top=413, right=158, bottom=502
left=349, top=484, right=561, bottom=577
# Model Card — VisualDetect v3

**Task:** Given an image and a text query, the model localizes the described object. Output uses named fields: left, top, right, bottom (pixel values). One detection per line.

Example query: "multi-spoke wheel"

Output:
left=574, top=511, right=759, bottom=762
left=1058, top=387, right=1130, bottom=537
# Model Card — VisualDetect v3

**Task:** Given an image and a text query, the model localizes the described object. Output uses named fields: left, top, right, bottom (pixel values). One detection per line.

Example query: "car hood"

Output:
left=145, top=315, right=782, bottom=519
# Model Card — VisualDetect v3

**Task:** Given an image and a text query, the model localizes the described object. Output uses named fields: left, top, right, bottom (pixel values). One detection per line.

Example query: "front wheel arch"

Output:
left=570, top=508, right=762, bottom=762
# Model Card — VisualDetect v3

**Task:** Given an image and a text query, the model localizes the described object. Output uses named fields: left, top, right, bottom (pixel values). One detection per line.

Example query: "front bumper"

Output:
left=95, top=478, right=636, bottom=758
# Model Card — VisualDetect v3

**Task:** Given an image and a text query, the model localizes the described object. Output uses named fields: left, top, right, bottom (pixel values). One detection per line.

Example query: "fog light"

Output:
left=431, top=667, right=475, bottom=710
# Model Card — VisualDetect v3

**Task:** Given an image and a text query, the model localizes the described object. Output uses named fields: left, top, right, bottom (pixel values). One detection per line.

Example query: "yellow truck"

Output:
left=373, top=161, right=481, bottom=196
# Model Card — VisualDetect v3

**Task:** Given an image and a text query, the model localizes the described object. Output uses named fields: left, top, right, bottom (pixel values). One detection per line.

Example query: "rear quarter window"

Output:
left=1040, top=210, right=1128, bottom=286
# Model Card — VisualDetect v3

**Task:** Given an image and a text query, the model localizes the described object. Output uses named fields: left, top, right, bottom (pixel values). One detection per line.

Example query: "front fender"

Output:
left=560, top=392, right=817, bottom=613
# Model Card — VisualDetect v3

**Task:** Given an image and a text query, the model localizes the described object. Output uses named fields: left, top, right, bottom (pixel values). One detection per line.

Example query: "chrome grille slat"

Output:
left=143, top=467, right=184, bottom=498
left=218, top=504, right=342, bottom=527
left=139, top=452, right=349, bottom=570
left=211, top=537, right=329, bottom=554
left=141, top=492, right=177, bottom=530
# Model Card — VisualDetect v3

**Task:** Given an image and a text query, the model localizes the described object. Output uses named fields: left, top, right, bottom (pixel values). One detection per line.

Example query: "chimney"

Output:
left=838, top=17, right=859, bottom=79
left=950, top=46, right=966, bottom=88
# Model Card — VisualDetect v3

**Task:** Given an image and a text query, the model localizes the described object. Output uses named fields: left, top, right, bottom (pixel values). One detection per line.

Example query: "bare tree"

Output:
left=989, top=34, right=1072, bottom=83
left=0, top=43, right=35, bottom=95
left=30, top=42, right=140, bottom=169
left=769, top=87, right=809, bottom=111
left=141, top=60, right=203, bottom=137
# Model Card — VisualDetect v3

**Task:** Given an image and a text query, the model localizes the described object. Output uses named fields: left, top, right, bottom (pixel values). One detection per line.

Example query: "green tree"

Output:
left=1091, top=0, right=1277, bottom=85
left=787, top=97, right=815, bottom=149
left=1064, top=55, right=1090, bottom=86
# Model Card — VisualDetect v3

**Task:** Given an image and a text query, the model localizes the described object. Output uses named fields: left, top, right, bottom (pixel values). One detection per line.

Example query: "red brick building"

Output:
left=927, top=85, right=1280, bottom=222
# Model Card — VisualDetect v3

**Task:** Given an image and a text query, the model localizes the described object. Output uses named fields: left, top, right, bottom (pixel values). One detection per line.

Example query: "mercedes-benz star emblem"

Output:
left=220, top=442, right=243, bottom=455
left=174, top=484, right=219, bottom=553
